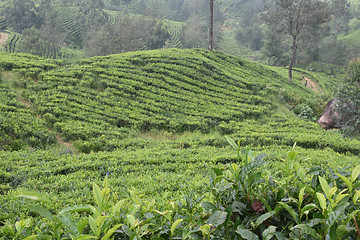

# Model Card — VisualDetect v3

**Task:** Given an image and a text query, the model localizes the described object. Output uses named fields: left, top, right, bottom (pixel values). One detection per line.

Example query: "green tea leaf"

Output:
left=207, top=211, right=227, bottom=227
left=58, top=214, right=78, bottom=235
left=336, top=225, right=348, bottom=239
left=334, top=193, right=349, bottom=205
left=101, top=224, right=123, bottom=240
left=273, top=232, right=288, bottom=240
left=326, top=202, right=350, bottom=230
left=95, top=215, right=108, bottom=229
left=77, top=218, right=89, bottom=235
left=353, top=190, right=360, bottom=204
left=299, top=186, right=306, bottom=207
left=171, top=219, right=183, bottom=236
left=200, top=201, right=217, bottom=212
left=92, top=183, right=103, bottom=208
left=291, top=224, right=320, bottom=240
left=59, top=204, right=92, bottom=214
left=111, top=199, right=127, bottom=215
left=23, top=236, right=37, bottom=240
left=254, top=211, right=276, bottom=228
left=28, top=205, right=54, bottom=221
left=89, top=216, right=98, bottom=237
left=278, top=202, right=299, bottom=224
left=351, top=165, right=360, bottom=183
left=287, top=150, right=298, bottom=161
left=336, top=173, right=353, bottom=193
left=126, top=214, right=136, bottom=229
left=236, top=227, right=259, bottom=240
left=225, top=136, right=238, bottom=151
left=212, top=167, right=223, bottom=176
left=73, top=235, right=96, bottom=240
left=319, top=176, right=330, bottom=199
left=18, top=192, right=52, bottom=204
left=256, top=194, right=272, bottom=212
left=262, top=225, right=277, bottom=240
left=300, top=203, right=318, bottom=217
left=316, top=192, right=327, bottom=212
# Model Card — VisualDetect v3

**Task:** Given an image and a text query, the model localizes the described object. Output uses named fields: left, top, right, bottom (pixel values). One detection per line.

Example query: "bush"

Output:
left=2, top=138, right=360, bottom=239
left=337, top=59, right=360, bottom=137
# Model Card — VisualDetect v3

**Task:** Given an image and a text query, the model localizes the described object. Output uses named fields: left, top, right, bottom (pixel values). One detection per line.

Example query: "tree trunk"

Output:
left=289, top=34, right=297, bottom=82
left=209, top=0, right=214, bottom=51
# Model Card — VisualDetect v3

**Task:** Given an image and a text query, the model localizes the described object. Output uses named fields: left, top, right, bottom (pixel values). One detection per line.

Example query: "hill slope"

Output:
left=0, top=49, right=346, bottom=152
left=0, top=49, right=359, bottom=221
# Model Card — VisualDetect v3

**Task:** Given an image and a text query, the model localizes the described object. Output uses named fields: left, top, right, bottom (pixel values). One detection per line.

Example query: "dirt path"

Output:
left=17, top=94, right=75, bottom=150
left=0, top=32, right=8, bottom=51
left=303, top=77, right=320, bottom=92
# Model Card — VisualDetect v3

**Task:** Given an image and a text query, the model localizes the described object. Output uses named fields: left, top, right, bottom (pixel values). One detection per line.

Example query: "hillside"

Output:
left=0, top=49, right=359, bottom=222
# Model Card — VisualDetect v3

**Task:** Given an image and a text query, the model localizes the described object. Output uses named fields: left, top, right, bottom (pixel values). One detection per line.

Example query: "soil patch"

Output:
left=0, top=32, right=8, bottom=51
left=303, top=77, right=320, bottom=92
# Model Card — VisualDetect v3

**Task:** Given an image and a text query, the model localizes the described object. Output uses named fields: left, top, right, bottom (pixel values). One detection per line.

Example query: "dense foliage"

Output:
left=0, top=49, right=359, bottom=239
left=1, top=141, right=359, bottom=239
left=337, top=59, right=360, bottom=137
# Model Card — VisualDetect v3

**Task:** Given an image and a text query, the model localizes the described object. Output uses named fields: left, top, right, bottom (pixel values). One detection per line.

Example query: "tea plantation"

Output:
left=0, top=49, right=359, bottom=239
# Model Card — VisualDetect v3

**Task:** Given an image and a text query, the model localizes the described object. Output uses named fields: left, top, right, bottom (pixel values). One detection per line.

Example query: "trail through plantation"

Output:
left=17, top=93, right=75, bottom=150
left=304, top=77, right=320, bottom=92
left=0, top=32, right=8, bottom=50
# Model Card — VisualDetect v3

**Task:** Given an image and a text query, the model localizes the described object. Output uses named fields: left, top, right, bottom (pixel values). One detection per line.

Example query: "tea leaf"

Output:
left=171, top=219, right=183, bottom=236
left=255, top=211, right=276, bottom=228
left=207, top=211, right=227, bottom=227
left=59, top=204, right=92, bottom=214
left=351, top=165, right=360, bottom=183
left=278, top=202, right=299, bottom=224
left=336, top=173, right=353, bottom=193
left=92, top=183, right=103, bottom=208
left=319, top=176, right=330, bottom=199
left=300, top=203, right=318, bottom=217
left=101, top=224, right=123, bottom=240
left=298, top=186, right=306, bottom=207
left=316, top=192, right=327, bottom=212
left=336, top=225, right=348, bottom=239
left=18, top=192, right=52, bottom=204
left=28, top=205, right=54, bottom=221
left=291, top=224, right=320, bottom=240
left=225, top=136, right=238, bottom=150
left=236, top=227, right=259, bottom=240
left=326, top=202, right=350, bottom=230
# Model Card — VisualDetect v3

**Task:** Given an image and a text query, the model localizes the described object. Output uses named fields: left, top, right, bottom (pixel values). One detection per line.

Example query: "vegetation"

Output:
left=0, top=49, right=359, bottom=238
left=1, top=140, right=359, bottom=239
left=337, top=59, right=360, bottom=137
left=0, top=0, right=360, bottom=237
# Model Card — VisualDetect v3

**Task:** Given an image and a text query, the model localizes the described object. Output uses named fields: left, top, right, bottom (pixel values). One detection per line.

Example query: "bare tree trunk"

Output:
left=209, top=0, right=214, bottom=51
left=289, top=34, right=297, bottom=82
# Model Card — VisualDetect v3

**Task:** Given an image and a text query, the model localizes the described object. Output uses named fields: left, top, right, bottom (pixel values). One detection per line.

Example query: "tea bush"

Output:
left=1, top=139, right=359, bottom=239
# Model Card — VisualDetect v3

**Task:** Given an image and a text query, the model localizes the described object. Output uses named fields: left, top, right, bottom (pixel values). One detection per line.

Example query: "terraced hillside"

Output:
left=0, top=49, right=359, bottom=222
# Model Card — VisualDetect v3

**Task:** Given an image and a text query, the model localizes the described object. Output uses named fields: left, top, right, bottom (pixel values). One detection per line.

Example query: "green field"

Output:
left=0, top=49, right=359, bottom=238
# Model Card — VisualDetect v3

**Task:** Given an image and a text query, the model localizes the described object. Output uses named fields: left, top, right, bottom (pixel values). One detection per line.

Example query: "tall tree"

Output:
left=2, top=0, right=44, bottom=32
left=262, top=0, right=331, bottom=82
left=209, top=0, right=214, bottom=51
left=83, top=16, right=170, bottom=57
left=336, top=60, right=360, bottom=137
left=329, top=0, right=350, bottom=39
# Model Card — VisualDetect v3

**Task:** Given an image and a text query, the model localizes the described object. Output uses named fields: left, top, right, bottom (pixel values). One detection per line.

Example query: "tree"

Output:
left=262, top=0, right=331, bottom=81
left=262, top=25, right=289, bottom=66
left=209, top=0, right=214, bottom=51
left=336, top=59, right=360, bottom=137
left=2, top=0, right=44, bottom=32
left=83, top=16, right=170, bottom=57
left=181, top=16, right=208, bottom=49
left=18, top=9, right=66, bottom=59
left=329, top=0, right=350, bottom=39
